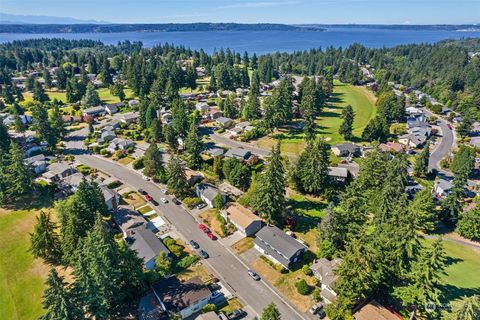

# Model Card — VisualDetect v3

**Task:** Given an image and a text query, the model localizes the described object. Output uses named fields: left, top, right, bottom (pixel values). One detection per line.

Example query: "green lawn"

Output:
left=257, top=81, right=377, bottom=154
left=288, top=193, right=328, bottom=221
left=0, top=208, right=49, bottom=320
left=23, top=88, right=134, bottom=105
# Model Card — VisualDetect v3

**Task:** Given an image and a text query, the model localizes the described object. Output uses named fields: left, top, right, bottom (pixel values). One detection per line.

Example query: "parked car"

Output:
left=447, top=124, right=452, bottom=130
left=207, top=232, right=216, bottom=240
left=247, top=270, right=260, bottom=281
left=227, top=309, right=245, bottom=320
left=144, top=195, right=153, bottom=201
left=172, top=198, right=181, bottom=205
left=309, top=303, right=323, bottom=315
left=150, top=199, right=159, bottom=206
left=317, top=309, right=326, bottom=319
left=196, top=202, right=207, bottom=210
left=138, top=189, right=147, bottom=195
left=198, top=223, right=207, bottom=232
left=190, top=240, right=200, bottom=249
left=161, top=189, right=167, bottom=194
left=160, top=198, right=168, bottom=204
left=199, top=250, right=209, bottom=259
left=142, top=175, right=150, bottom=181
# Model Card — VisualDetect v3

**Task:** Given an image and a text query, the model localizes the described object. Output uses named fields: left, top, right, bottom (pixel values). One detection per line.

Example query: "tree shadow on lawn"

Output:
left=327, top=92, right=345, bottom=105
left=319, top=111, right=341, bottom=119
left=438, top=284, right=480, bottom=305
left=6, top=189, right=53, bottom=211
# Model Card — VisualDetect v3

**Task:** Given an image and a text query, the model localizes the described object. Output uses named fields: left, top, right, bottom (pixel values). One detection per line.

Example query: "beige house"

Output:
left=220, top=203, right=263, bottom=236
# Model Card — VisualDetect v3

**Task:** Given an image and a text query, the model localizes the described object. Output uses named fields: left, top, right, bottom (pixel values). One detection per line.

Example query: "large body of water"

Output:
left=1, top=28, right=480, bottom=53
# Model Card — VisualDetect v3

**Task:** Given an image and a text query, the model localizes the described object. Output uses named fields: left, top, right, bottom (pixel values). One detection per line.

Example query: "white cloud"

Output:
left=218, top=1, right=302, bottom=10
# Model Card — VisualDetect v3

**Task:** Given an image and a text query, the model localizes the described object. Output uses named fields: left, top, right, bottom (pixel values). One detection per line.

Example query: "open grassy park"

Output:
left=22, top=87, right=134, bottom=105
left=257, top=81, right=377, bottom=155
left=0, top=196, right=53, bottom=320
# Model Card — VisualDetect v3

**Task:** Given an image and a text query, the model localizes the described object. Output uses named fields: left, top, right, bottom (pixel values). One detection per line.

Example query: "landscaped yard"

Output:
left=199, top=209, right=230, bottom=238
left=288, top=192, right=328, bottom=221
left=231, top=237, right=254, bottom=254
left=0, top=207, right=49, bottom=319
left=137, top=205, right=154, bottom=215
left=251, top=257, right=316, bottom=312
left=122, top=191, right=146, bottom=208
left=117, top=156, right=134, bottom=165
left=257, top=81, right=377, bottom=155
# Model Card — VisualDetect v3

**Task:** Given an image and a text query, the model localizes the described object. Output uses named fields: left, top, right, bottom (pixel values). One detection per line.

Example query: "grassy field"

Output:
left=431, top=239, right=480, bottom=303
left=257, top=81, right=377, bottom=155
left=23, top=88, right=134, bottom=105
left=0, top=205, right=51, bottom=320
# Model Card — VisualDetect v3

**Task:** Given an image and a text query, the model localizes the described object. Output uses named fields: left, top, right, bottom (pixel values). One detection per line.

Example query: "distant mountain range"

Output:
left=0, top=13, right=110, bottom=24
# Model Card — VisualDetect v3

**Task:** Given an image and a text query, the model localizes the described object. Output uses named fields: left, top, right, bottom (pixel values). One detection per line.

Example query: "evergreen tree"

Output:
left=339, top=105, right=354, bottom=140
left=33, top=80, right=50, bottom=103
left=150, top=119, right=163, bottom=143
left=451, top=145, right=476, bottom=180
left=185, top=123, right=203, bottom=169
left=448, top=295, right=480, bottom=320
left=413, top=141, right=430, bottom=178
left=41, top=269, right=82, bottom=320
left=166, top=157, right=189, bottom=197
left=117, top=241, right=146, bottom=301
left=242, top=92, right=262, bottom=120
left=13, top=109, right=25, bottom=132
left=30, top=211, right=61, bottom=262
left=145, top=104, right=158, bottom=129
left=5, top=142, right=33, bottom=201
left=138, top=100, right=148, bottom=130
left=213, top=156, right=223, bottom=179
left=456, top=207, right=480, bottom=240
left=253, top=143, right=285, bottom=225
left=457, top=116, right=473, bottom=138
left=32, top=103, right=56, bottom=150
left=143, top=143, right=164, bottom=178
left=0, top=120, right=10, bottom=151
left=164, top=123, right=178, bottom=152
left=260, top=303, right=281, bottom=320
left=362, top=116, right=389, bottom=142
left=155, top=251, right=173, bottom=277
left=50, top=104, right=65, bottom=140
left=110, top=82, right=125, bottom=101
left=293, top=137, right=330, bottom=195
left=171, top=99, right=189, bottom=139
left=409, top=189, right=437, bottom=232
left=81, top=83, right=101, bottom=107
left=73, top=216, right=123, bottom=319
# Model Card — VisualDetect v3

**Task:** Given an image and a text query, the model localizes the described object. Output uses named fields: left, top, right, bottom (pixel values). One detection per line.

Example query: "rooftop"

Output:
left=354, top=300, right=400, bottom=320
left=224, top=203, right=262, bottom=229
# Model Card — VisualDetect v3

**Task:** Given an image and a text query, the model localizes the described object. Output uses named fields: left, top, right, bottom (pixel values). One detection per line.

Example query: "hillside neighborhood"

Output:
left=0, top=37, right=479, bottom=320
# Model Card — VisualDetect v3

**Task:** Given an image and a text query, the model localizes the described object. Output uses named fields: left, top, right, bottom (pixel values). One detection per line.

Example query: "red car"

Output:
left=145, top=195, right=153, bottom=201
left=447, top=124, right=452, bottom=130
left=198, top=223, right=207, bottom=231
left=207, top=232, right=216, bottom=240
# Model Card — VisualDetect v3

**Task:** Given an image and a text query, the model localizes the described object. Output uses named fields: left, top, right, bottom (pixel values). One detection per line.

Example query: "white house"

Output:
left=310, top=258, right=343, bottom=304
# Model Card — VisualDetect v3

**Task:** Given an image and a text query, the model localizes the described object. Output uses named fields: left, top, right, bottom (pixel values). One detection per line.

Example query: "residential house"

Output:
left=195, top=183, right=225, bottom=208
left=128, top=99, right=140, bottom=107
left=24, top=154, right=47, bottom=174
left=42, top=163, right=76, bottom=182
left=220, top=203, right=263, bottom=236
left=98, top=130, right=116, bottom=144
left=405, top=106, right=423, bottom=116
left=470, top=137, right=480, bottom=148
left=331, top=143, right=361, bottom=157
left=138, top=293, right=165, bottom=320
left=409, top=126, right=431, bottom=138
left=100, top=184, right=119, bottom=211
left=226, top=126, right=243, bottom=137
left=82, top=106, right=106, bottom=117
left=185, top=169, right=203, bottom=186
left=328, top=166, right=349, bottom=183
left=151, top=276, right=213, bottom=319
left=433, top=178, right=453, bottom=199
left=379, top=142, right=405, bottom=153
left=105, top=102, right=123, bottom=115
left=224, top=148, right=251, bottom=161
left=161, top=112, right=173, bottom=125
left=197, top=311, right=226, bottom=320
left=398, top=134, right=427, bottom=148
left=60, top=172, right=85, bottom=193
left=107, top=138, right=135, bottom=153
left=203, top=147, right=225, bottom=157
left=119, top=112, right=139, bottom=125
left=25, top=145, right=44, bottom=157
left=3, top=114, right=32, bottom=126
left=216, top=117, right=234, bottom=128
left=254, top=225, right=307, bottom=269
left=353, top=300, right=400, bottom=320
left=310, top=258, right=343, bottom=304
left=113, top=207, right=170, bottom=270
left=208, top=110, right=223, bottom=120
left=196, top=102, right=210, bottom=113
left=337, top=162, right=360, bottom=179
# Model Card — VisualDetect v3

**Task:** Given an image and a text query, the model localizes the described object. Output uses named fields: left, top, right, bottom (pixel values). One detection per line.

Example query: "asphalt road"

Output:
left=207, top=131, right=270, bottom=157
left=76, top=154, right=305, bottom=320
left=423, top=108, right=455, bottom=175
left=65, top=126, right=306, bottom=319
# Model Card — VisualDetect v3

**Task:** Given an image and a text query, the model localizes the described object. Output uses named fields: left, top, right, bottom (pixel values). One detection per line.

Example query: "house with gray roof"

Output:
left=119, top=112, right=139, bottom=124
left=203, top=147, right=225, bottom=157
left=106, top=138, right=135, bottom=153
left=310, top=258, right=343, bottom=304
left=98, top=130, right=116, bottom=144
left=42, top=162, right=76, bottom=182
left=83, top=106, right=105, bottom=117
left=104, top=102, right=123, bottom=115
left=24, top=154, right=47, bottom=174
left=216, top=117, right=234, bottom=128
left=328, top=166, right=349, bottom=183
left=254, top=225, right=307, bottom=269
left=224, top=148, right=251, bottom=161
left=113, top=207, right=170, bottom=270
left=433, top=178, right=453, bottom=199
left=195, top=183, right=225, bottom=208
left=331, top=143, right=361, bottom=157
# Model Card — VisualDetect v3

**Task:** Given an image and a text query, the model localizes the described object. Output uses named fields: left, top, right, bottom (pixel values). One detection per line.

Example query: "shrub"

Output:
left=163, top=237, right=185, bottom=258
left=175, top=255, right=199, bottom=269
left=302, top=264, right=313, bottom=276
left=132, top=157, right=145, bottom=170
left=107, top=180, right=122, bottom=189
left=312, top=288, right=322, bottom=302
left=201, top=304, right=217, bottom=314
left=76, top=164, right=93, bottom=175
left=183, top=197, right=203, bottom=209
left=213, top=194, right=224, bottom=209
left=295, top=279, right=311, bottom=295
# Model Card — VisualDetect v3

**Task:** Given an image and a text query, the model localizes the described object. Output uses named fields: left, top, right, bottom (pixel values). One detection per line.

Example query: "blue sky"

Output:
left=2, top=0, right=479, bottom=24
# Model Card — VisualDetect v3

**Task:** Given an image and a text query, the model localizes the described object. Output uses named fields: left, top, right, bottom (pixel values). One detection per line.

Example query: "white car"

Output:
left=161, top=189, right=167, bottom=194
left=160, top=198, right=168, bottom=204
left=142, top=176, right=150, bottom=181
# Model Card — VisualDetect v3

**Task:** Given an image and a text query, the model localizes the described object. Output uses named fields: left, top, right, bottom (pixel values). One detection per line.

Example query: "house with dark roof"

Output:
left=113, top=207, right=170, bottom=270
left=42, top=162, right=76, bottom=182
left=24, top=154, right=47, bottom=174
left=254, top=225, right=307, bottom=269
left=310, top=258, right=343, bottom=304
left=224, top=148, right=251, bottom=161
left=331, top=143, right=361, bottom=157
left=82, top=106, right=105, bottom=117
left=328, top=166, right=349, bottom=183
left=104, top=102, right=123, bottom=115
left=195, top=183, right=225, bottom=208
left=216, top=117, right=234, bottom=128
left=151, top=276, right=213, bottom=319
